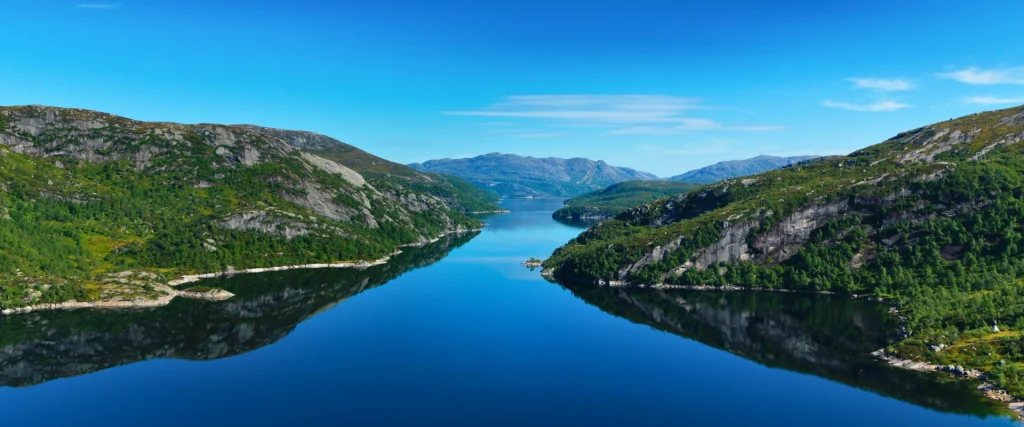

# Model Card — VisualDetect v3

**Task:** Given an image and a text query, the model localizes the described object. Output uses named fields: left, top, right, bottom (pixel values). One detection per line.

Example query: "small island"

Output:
left=522, top=257, right=544, bottom=268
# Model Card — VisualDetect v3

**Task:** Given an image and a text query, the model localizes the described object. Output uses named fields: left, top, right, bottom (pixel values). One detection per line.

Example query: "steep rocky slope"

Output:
left=0, top=105, right=494, bottom=310
left=546, top=105, right=1024, bottom=284
left=409, top=152, right=659, bottom=198
left=242, top=125, right=500, bottom=212
left=544, top=104, right=1024, bottom=398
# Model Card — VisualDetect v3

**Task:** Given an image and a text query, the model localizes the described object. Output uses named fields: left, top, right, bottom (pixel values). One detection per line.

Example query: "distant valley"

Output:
left=409, top=153, right=658, bottom=198
left=410, top=153, right=819, bottom=199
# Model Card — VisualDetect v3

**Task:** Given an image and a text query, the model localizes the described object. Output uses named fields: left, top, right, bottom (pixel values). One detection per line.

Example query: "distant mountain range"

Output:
left=410, top=153, right=819, bottom=198
left=668, top=155, right=819, bottom=183
left=409, top=153, right=658, bottom=198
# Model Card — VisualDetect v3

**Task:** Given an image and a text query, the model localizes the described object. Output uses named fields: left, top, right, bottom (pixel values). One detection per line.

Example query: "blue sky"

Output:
left=2, top=0, right=1024, bottom=176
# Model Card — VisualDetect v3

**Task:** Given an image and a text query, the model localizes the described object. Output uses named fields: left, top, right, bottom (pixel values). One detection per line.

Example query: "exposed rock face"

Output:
left=617, top=200, right=850, bottom=280
left=216, top=210, right=350, bottom=239
left=547, top=105, right=1024, bottom=286
left=0, top=107, right=300, bottom=171
left=0, top=105, right=478, bottom=244
left=300, top=152, right=365, bottom=187
left=237, top=125, right=344, bottom=151
left=749, top=200, right=850, bottom=261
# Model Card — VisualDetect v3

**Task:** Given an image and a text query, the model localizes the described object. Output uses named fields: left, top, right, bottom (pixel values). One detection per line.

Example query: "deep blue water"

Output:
left=0, top=198, right=1016, bottom=426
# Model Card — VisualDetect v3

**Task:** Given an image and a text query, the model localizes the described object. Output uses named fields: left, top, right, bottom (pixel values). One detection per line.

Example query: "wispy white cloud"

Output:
left=512, top=132, right=569, bottom=138
left=444, top=95, right=702, bottom=123
left=638, top=142, right=735, bottom=156
left=609, top=121, right=784, bottom=135
left=963, top=96, right=1024, bottom=105
left=822, top=100, right=909, bottom=112
left=444, top=95, right=780, bottom=134
left=77, top=3, right=121, bottom=9
left=938, top=67, right=1024, bottom=85
left=847, top=78, right=914, bottom=91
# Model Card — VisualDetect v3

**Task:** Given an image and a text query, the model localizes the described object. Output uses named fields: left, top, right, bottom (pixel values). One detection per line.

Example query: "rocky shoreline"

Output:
left=872, top=348, right=1024, bottom=419
left=2, top=257, right=394, bottom=316
left=1, top=282, right=233, bottom=315
left=167, top=254, right=398, bottom=287
left=541, top=268, right=1024, bottom=421
left=2, top=228, right=485, bottom=316
left=397, top=228, right=482, bottom=249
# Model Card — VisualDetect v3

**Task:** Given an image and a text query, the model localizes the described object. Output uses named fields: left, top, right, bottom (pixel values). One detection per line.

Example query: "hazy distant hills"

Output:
left=409, top=153, right=658, bottom=198
left=668, top=155, right=819, bottom=183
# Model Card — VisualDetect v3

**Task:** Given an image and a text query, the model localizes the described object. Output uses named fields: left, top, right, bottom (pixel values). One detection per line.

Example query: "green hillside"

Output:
left=544, top=105, right=1024, bottom=396
left=0, top=105, right=496, bottom=310
left=552, top=181, right=702, bottom=220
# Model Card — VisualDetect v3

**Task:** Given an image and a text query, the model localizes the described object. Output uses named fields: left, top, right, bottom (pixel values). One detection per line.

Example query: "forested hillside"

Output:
left=544, top=105, right=1024, bottom=395
left=0, top=105, right=496, bottom=310
left=552, top=181, right=702, bottom=220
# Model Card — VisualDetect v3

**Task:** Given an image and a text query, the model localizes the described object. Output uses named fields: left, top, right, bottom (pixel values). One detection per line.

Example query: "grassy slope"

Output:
left=552, top=181, right=703, bottom=219
left=0, top=106, right=493, bottom=309
left=545, top=105, right=1024, bottom=396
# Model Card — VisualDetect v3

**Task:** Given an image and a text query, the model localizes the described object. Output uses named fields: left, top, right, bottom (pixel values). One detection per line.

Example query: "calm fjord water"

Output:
left=0, top=198, right=1016, bottom=426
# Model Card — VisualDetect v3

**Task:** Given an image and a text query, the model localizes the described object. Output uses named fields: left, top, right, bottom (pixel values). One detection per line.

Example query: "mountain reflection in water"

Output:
left=558, top=282, right=1009, bottom=418
left=0, top=231, right=478, bottom=388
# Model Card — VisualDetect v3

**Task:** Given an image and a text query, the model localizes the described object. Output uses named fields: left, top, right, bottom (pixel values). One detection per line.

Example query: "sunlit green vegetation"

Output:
left=545, top=105, right=1024, bottom=394
left=0, top=106, right=495, bottom=309
left=552, top=180, right=702, bottom=220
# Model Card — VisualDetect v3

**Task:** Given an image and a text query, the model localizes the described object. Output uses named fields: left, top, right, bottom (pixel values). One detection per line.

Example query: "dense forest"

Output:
left=0, top=105, right=496, bottom=309
left=544, top=105, right=1024, bottom=396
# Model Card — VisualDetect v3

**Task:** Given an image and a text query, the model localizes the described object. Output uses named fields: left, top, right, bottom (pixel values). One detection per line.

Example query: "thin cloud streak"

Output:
left=822, top=100, right=909, bottom=112
left=445, top=94, right=781, bottom=133
left=938, top=67, right=1024, bottom=85
left=610, top=123, right=784, bottom=135
left=964, top=96, right=1024, bottom=105
left=847, top=78, right=914, bottom=91
left=513, top=132, right=570, bottom=138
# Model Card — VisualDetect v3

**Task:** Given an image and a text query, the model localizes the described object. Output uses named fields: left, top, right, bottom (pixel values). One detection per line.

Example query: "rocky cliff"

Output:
left=545, top=105, right=1024, bottom=286
left=0, top=105, right=493, bottom=310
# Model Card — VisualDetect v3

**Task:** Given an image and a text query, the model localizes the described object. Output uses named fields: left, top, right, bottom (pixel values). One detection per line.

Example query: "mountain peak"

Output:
left=407, top=154, right=657, bottom=198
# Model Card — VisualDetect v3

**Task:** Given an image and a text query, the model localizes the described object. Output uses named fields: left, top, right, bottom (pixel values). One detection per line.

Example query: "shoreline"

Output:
left=542, top=268, right=1024, bottom=420
left=2, top=228, right=483, bottom=316
left=872, top=348, right=1024, bottom=419
left=167, top=253, right=398, bottom=287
